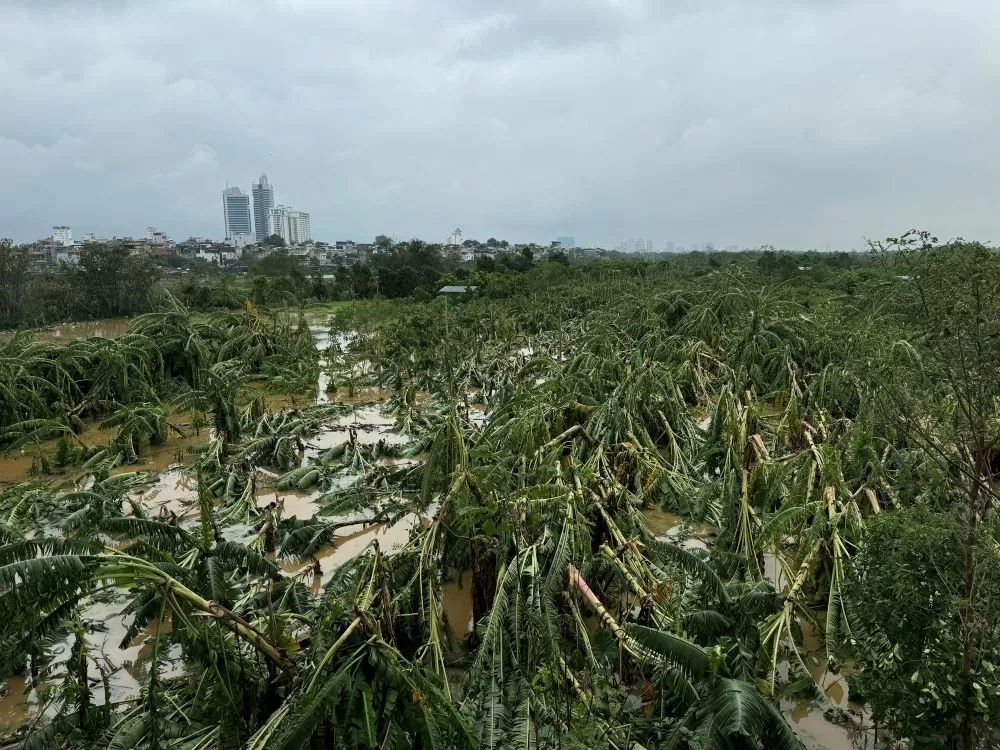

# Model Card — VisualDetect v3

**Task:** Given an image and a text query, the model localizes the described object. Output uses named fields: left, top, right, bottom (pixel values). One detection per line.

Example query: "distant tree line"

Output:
left=168, top=238, right=559, bottom=310
left=0, top=233, right=884, bottom=330
left=0, top=240, right=161, bottom=329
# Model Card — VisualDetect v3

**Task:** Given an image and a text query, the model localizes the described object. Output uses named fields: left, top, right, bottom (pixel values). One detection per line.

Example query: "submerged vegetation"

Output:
left=2, top=233, right=1000, bottom=749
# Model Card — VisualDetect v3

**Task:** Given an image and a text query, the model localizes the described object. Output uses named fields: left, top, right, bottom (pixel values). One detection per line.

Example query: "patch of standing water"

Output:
left=0, top=319, right=133, bottom=343
left=643, top=508, right=713, bottom=551
left=280, top=513, right=421, bottom=587
left=137, top=466, right=198, bottom=516
left=641, top=508, right=867, bottom=750
left=0, top=601, right=179, bottom=731
left=304, top=406, right=411, bottom=451
left=782, top=619, right=868, bottom=749
left=442, top=570, right=474, bottom=639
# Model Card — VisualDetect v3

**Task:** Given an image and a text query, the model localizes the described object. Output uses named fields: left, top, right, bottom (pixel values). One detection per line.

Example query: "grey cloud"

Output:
left=1, top=0, right=998, bottom=248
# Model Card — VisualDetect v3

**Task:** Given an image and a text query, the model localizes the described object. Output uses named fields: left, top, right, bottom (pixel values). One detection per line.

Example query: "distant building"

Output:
left=665, top=242, right=675, bottom=253
left=229, top=233, right=256, bottom=250
left=195, top=247, right=238, bottom=265
left=268, top=205, right=312, bottom=245
left=54, top=246, right=80, bottom=265
left=288, top=210, right=311, bottom=244
left=439, top=285, right=478, bottom=301
left=447, top=228, right=463, bottom=246
left=252, top=174, right=275, bottom=242
left=704, top=242, right=715, bottom=252
left=222, top=187, right=253, bottom=241
left=619, top=238, right=653, bottom=253
left=52, top=225, right=72, bottom=246
left=146, top=226, right=170, bottom=245
left=555, top=235, right=575, bottom=249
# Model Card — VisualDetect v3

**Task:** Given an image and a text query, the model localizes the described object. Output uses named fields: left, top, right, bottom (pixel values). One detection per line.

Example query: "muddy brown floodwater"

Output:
left=0, top=413, right=209, bottom=489
left=0, top=318, right=133, bottom=344
left=0, top=601, right=177, bottom=730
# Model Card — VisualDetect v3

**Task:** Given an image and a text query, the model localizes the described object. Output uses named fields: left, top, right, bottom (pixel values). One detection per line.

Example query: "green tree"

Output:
left=371, top=240, right=445, bottom=298
left=309, top=262, right=327, bottom=300
left=867, top=232, right=1000, bottom=749
left=548, top=249, right=570, bottom=265
left=0, top=239, right=34, bottom=329
left=265, top=233, right=287, bottom=247
left=76, top=242, right=161, bottom=317
left=250, top=253, right=298, bottom=277
left=847, top=508, right=1000, bottom=747
left=349, top=262, right=377, bottom=298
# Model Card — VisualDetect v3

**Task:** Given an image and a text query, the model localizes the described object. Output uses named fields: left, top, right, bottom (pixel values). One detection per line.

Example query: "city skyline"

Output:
left=24, top=212, right=820, bottom=254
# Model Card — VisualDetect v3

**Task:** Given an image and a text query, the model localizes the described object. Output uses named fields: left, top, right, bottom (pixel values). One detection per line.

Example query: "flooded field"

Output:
left=0, top=313, right=429, bottom=728
left=0, top=315, right=875, bottom=748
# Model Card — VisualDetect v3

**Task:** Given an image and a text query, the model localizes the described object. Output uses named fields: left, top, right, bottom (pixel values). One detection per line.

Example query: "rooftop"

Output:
left=439, top=285, right=478, bottom=294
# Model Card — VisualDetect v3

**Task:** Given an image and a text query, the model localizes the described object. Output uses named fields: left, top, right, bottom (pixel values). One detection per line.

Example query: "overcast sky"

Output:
left=2, top=0, right=998, bottom=249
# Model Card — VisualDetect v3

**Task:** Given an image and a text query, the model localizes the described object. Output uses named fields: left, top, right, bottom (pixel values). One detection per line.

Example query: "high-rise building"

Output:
left=268, top=205, right=312, bottom=245
left=52, top=226, right=72, bottom=246
left=447, top=228, right=463, bottom=246
left=665, top=242, right=675, bottom=253
left=252, top=174, right=275, bottom=242
left=555, top=235, right=575, bottom=249
left=222, top=187, right=252, bottom=241
left=287, top=210, right=311, bottom=244
left=267, top=205, right=288, bottom=242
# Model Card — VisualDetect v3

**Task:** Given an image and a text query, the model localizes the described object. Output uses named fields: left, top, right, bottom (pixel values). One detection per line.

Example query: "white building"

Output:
left=195, top=247, right=238, bottom=264
left=54, top=247, right=81, bottom=265
left=53, top=226, right=72, bottom=246
left=267, top=205, right=312, bottom=245
left=287, top=211, right=311, bottom=244
left=222, top=186, right=252, bottom=241
left=448, top=228, right=463, bottom=246
left=146, top=226, right=170, bottom=244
